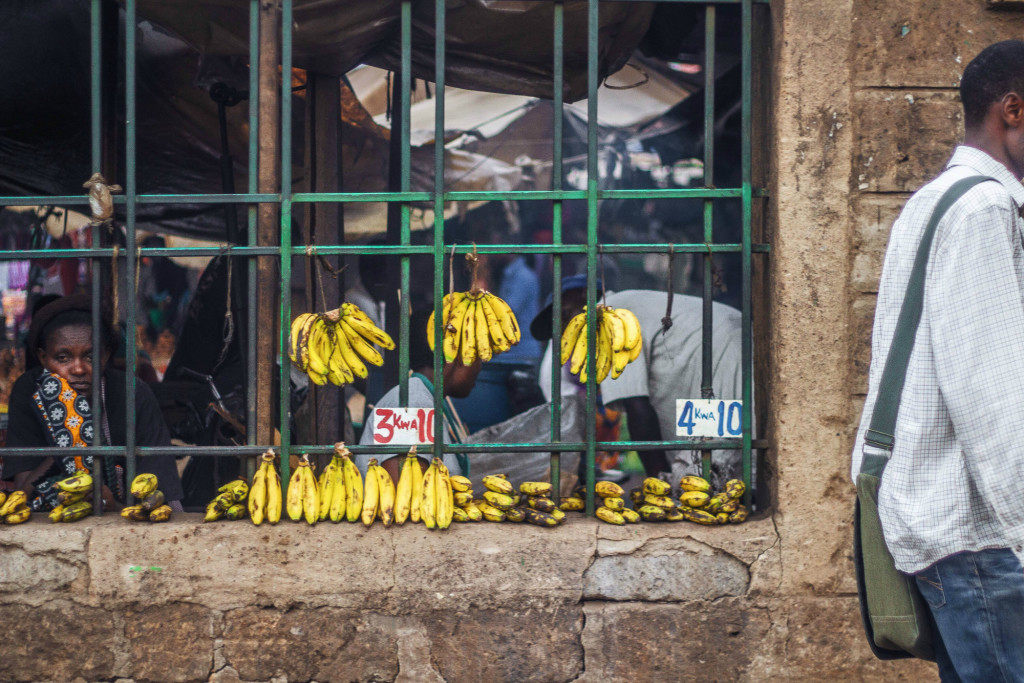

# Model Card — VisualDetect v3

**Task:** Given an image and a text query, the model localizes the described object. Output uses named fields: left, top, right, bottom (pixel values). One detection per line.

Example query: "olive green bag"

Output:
left=854, top=175, right=993, bottom=661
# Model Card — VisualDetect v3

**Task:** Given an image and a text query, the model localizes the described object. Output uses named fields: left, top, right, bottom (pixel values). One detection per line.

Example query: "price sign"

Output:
left=371, top=407, right=436, bottom=445
left=676, top=399, right=743, bottom=438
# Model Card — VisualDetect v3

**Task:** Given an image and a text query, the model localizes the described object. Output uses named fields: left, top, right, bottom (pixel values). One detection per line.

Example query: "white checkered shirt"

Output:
left=852, top=146, right=1024, bottom=573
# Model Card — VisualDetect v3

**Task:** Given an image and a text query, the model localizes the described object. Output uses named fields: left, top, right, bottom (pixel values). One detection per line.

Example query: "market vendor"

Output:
left=531, top=274, right=750, bottom=489
left=4, top=294, right=183, bottom=511
left=357, top=308, right=480, bottom=482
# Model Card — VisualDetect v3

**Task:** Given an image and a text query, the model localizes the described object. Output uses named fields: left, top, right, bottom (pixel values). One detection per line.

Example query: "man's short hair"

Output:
left=961, top=40, right=1024, bottom=130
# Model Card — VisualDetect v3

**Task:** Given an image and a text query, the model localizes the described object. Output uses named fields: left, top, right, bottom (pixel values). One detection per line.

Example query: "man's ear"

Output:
left=1002, top=92, right=1024, bottom=127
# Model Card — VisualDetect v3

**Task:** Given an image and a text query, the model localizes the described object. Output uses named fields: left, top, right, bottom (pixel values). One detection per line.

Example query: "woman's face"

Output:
left=37, top=323, right=105, bottom=394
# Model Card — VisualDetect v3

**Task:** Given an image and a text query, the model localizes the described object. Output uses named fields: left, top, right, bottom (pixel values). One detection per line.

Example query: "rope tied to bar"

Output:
left=214, top=246, right=234, bottom=372
left=661, top=244, right=675, bottom=332
left=111, top=245, right=120, bottom=327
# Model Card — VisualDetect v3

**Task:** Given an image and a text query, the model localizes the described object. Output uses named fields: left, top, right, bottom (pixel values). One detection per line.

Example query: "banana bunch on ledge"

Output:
left=204, top=479, right=250, bottom=522
left=427, top=290, right=520, bottom=365
left=561, top=304, right=643, bottom=384
left=248, top=450, right=283, bottom=525
left=316, top=443, right=364, bottom=524
left=0, top=490, right=32, bottom=524
left=47, top=472, right=96, bottom=523
left=120, top=474, right=173, bottom=522
left=289, top=303, right=395, bottom=387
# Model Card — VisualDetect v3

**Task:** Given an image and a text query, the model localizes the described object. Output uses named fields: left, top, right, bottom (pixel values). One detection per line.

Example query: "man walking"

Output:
left=852, top=40, right=1024, bottom=679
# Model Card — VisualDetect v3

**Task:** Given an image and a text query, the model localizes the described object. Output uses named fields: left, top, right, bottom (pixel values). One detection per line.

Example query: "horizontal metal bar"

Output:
left=0, top=243, right=770, bottom=262
left=2, top=439, right=769, bottom=458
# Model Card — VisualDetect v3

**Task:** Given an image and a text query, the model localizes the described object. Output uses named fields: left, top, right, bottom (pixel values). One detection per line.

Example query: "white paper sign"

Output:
left=370, top=407, right=436, bottom=445
left=675, top=399, right=743, bottom=438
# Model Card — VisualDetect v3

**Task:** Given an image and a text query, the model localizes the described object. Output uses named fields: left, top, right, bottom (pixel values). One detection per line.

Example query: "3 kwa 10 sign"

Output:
left=371, top=407, right=436, bottom=445
left=676, top=399, right=743, bottom=438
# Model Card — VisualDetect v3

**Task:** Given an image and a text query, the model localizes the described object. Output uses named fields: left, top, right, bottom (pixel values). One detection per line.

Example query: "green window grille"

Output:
left=0, top=0, right=769, bottom=515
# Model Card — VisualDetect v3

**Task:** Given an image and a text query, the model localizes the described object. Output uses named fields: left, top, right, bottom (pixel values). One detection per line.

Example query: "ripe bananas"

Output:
left=248, top=450, right=283, bottom=525
left=2, top=490, right=31, bottom=524
left=288, top=303, right=394, bottom=387
left=394, top=447, right=422, bottom=525
left=560, top=304, right=642, bottom=383
left=286, top=454, right=320, bottom=525
left=426, top=291, right=521, bottom=365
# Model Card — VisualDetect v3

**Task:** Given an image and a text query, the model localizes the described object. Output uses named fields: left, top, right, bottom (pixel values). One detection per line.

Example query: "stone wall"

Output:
left=0, top=515, right=934, bottom=682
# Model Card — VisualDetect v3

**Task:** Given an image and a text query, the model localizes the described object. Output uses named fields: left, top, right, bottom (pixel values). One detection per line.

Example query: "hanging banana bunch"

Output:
left=288, top=303, right=395, bottom=387
left=561, top=304, right=643, bottom=384
left=426, top=290, right=521, bottom=366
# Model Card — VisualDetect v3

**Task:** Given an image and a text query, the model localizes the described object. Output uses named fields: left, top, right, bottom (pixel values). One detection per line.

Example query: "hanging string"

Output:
left=111, top=245, right=120, bottom=327
left=661, top=244, right=676, bottom=332
left=214, top=249, right=234, bottom=371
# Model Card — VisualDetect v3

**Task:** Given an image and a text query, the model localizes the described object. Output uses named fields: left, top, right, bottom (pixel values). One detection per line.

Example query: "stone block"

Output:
left=0, top=546, right=82, bottom=596
left=0, top=602, right=116, bottom=681
left=578, top=600, right=769, bottom=682
left=595, top=517, right=777, bottom=566
left=851, top=295, right=878, bottom=389
left=125, top=603, right=216, bottom=683
left=853, top=0, right=1024, bottom=88
left=391, top=517, right=594, bottom=610
left=853, top=90, right=961, bottom=193
left=584, top=536, right=749, bottom=601
left=221, top=607, right=397, bottom=682
left=423, top=605, right=584, bottom=683
left=88, top=515, right=394, bottom=610
left=850, top=195, right=905, bottom=294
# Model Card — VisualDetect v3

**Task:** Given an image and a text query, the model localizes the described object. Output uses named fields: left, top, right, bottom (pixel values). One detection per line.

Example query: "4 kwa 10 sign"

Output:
left=371, top=407, right=436, bottom=445
left=676, top=399, right=743, bottom=438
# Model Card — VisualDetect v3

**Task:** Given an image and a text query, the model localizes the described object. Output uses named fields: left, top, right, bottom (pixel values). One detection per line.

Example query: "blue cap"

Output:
left=529, top=274, right=603, bottom=341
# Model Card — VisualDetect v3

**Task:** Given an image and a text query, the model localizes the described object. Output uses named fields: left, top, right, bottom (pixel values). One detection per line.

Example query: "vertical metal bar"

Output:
left=124, top=0, right=138, bottom=496
left=398, top=1, right=412, bottom=408
left=549, top=0, right=565, bottom=498
left=246, top=0, right=259, bottom=481
left=584, top=0, right=598, bottom=515
left=701, top=5, right=717, bottom=482
left=432, top=0, right=446, bottom=454
left=279, top=0, right=294, bottom=487
left=741, top=0, right=753, bottom=503
left=89, top=0, right=104, bottom=513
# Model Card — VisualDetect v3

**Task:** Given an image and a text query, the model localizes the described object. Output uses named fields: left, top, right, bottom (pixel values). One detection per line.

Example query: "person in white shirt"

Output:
left=851, top=40, right=1024, bottom=679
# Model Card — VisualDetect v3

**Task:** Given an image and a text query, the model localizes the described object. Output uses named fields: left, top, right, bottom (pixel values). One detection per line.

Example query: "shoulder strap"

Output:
left=863, top=176, right=995, bottom=464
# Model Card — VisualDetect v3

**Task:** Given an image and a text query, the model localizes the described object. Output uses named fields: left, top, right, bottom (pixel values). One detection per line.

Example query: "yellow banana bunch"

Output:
left=426, top=291, right=521, bottom=365
left=394, top=447, right=420, bottom=525
left=248, top=450, right=282, bottom=525
left=325, top=443, right=353, bottom=523
left=286, top=454, right=319, bottom=525
left=560, top=304, right=643, bottom=383
left=317, top=455, right=342, bottom=521
left=288, top=304, right=394, bottom=387
left=218, top=478, right=250, bottom=503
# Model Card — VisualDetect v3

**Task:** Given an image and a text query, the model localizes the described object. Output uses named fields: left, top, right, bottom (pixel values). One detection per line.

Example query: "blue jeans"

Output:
left=914, top=548, right=1024, bottom=682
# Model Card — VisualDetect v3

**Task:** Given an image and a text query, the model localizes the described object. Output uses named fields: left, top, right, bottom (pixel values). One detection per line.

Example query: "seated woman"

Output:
left=4, top=294, right=183, bottom=511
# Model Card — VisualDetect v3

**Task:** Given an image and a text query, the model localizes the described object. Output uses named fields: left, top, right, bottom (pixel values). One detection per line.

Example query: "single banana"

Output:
left=559, top=497, right=585, bottom=512
left=505, top=507, right=526, bottom=523
left=329, top=457, right=348, bottom=523
left=295, top=313, right=320, bottom=372
left=706, top=493, right=730, bottom=513
left=59, top=500, right=93, bottom=522
left=286, top=458, right=308, bottom=522
left=666, top=508, right=685, bottom=522
left=56, top=473, right=93, bottom=495
left=302, top=462, right=320, bottom=525
left=248, top=459, right=268, bottom=525
left=317, top=459, right=338, bottom=521
left=50, top=504, right=66, bottom=523
left=305, top=319, right=331, bottom=377
left=340, top=303, right=395, bottom=350
left=340, top=319, right=384, bottom=366
left=289, top=312, right=317, bottom=365
left=638, top=504, right=668, bottom=521
left=361, top=459, right=380, bottom=526
left=461, top=501, right=483, bottom=521
left=0, top=492, right=5, bottom=509
left=482, top=475, right=514, bottom=496
left=420, top=461, right=437, bottom=529
left=719, top=498, right=740, bottom=514
left=442, top=295, right=472, bottom=363
left=453, top=491, right=473, bottom=507
left=596, top=506, right=625, bottom=525
left=479, top=294, right=511, bottom=353
left=475, top=499, right=506, bottom=522
left=569, top=318, right=589, bottom=376
left=450, top=475, right=473, bottom=493
left=426, top=293, right=462, bottom=353
left=204, top=500, right=225, bottom=522
left=679, top=475, right=712, bottom=493
left=644, top=494, right=676, bottom=509
left=680, top=491, right=711, bottom=508
left=560, top=312, right=587, bottom=366
left=0, top=490, right=27, bottom=516
left=519, top=481, right=552, bottom=497
left=604, top=305, right=627, bottom=351
left=483, top=490, right=514, bottom=510
left=264, top=453, right=283, bottom=524
left=433, top=458, right=453, bottom=529
left=473, top=296, right=493, bottom=362
left=460, top=298, right=478, bottom=367
left=522, top=508, right=560, bottom=527
left=595, top=481, right=624, bottom=498
left=395, top=451, right=416, bottom=525
left=642, top=477, right=672, bottom=496
left=410, top=452, right=424, bottom=523
left=56, top=491, right=86, bottom=506
left=680, top=507, right=719, bottom=525
left=225, top=504, right=248, bottom=521
left=5, top=507, right=32, bottom=525
left=620, top=508, right=641, bottom=524
left=343, top=453, right=363, bottom=522
left=615, top=307, right=643, bottom=362
left=602, top=496, right=625, bottom=512
left=452, top=507, right=470, bottom=522
left=130, top=473, right=158, bottom=499
left=140, top=490, right=165, bottom=512
left=728, top=505, right=749, bottom=524
left=376, top=463, right=396, bottom=528
left=725, top=479, right=747, bottom=500
left=486, top=293, right=520, bottom=343
left=149, top=504, right=172, bottom=522
left=334, top=328, right=369, bottom=379
left=595, top=312, right=613, bottom=384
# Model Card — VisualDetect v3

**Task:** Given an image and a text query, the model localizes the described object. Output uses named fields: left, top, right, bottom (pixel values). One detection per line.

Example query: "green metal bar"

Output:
left=432, top=0, right=446, bottom=456
left=701, top=4, right=717, bottom=481
left=279, top=0, right=294, bottom=491
left=124, top=0, right=139, bottom=499
left=398, top=0, right=412, bottom=407
left=90, top=0, right=104, bottom=514
left=247, top=0, right=260, bottom=482
left=549, top=0, right=565, bottom=499
left=584, top=0, right=598, bottom=515
left=741, top=0, right=754, bottom=505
